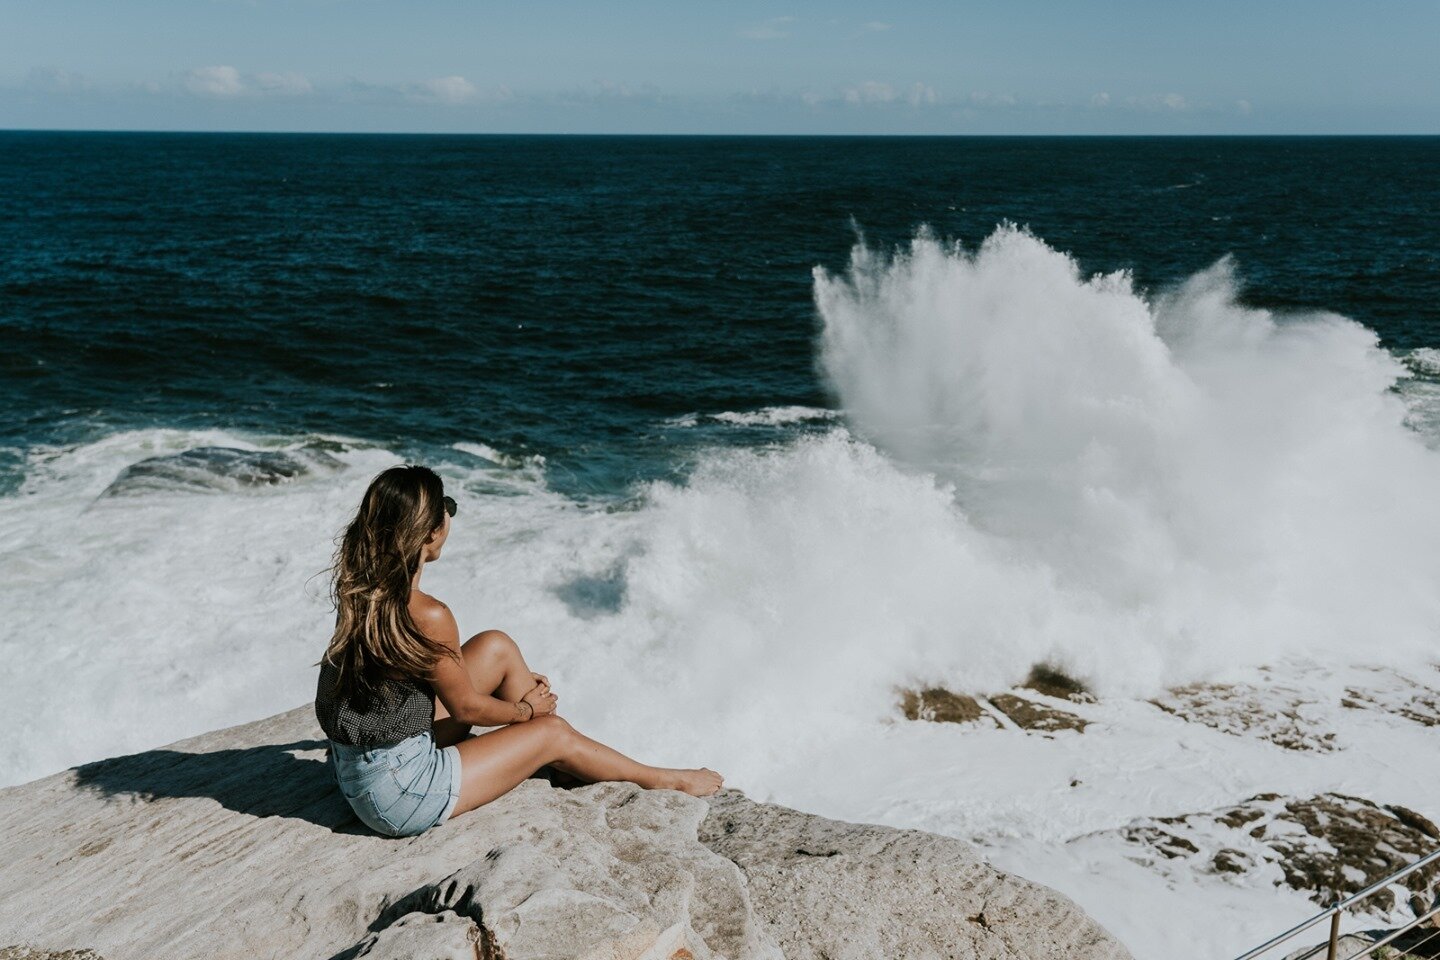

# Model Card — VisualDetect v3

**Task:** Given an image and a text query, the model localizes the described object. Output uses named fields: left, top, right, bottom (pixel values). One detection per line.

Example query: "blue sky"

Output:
left=2, top=0, right=1436, bottom=134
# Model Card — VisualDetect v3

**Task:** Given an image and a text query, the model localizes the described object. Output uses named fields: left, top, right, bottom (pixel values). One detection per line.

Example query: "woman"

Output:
left=314, top=464, right=723, bottom=838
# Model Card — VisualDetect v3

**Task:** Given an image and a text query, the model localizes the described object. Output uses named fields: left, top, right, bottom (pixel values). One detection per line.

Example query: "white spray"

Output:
left=804, top=222, right=1440, bottom=689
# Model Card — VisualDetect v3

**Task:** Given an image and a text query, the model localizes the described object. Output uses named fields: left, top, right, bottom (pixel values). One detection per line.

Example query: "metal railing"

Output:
left=1231, top=848, right=1440, bottom=960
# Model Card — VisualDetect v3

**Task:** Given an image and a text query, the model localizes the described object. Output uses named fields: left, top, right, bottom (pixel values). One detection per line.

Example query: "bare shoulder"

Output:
left=409, top=592, right=458, bottom=640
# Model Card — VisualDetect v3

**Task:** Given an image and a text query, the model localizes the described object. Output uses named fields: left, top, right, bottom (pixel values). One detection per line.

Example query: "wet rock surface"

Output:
left=987, top=693, right=1090, bottom=734
left=899, top=664, right=1093, bottom=735
left=900, top=687, right=1000, bottom=727
left=1150, top=682, right=1338, bottom=752
left=1343, top=670, right=1440, bottom=728
left=1103, top=794, right=1440, bottom=914
left=1019, top=664, right=1096, bottom=704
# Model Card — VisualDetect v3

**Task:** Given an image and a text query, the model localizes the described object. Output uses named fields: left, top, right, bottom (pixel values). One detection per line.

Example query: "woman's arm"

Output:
left=420, top=603, right=531, bottom=726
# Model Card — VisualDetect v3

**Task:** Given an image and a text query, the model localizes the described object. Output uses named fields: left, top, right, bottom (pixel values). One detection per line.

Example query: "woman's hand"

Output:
left=521, top=681, right=558, bottom=719
left=528, top=672, right=554, bottom=701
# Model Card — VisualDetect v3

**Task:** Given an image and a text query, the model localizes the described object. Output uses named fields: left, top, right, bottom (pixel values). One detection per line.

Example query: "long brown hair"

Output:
left=315, top=464, right=461, bottom=706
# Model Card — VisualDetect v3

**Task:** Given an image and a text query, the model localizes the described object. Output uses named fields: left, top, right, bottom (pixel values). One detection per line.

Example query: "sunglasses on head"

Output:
left=442, top=495, right=457, bottom=518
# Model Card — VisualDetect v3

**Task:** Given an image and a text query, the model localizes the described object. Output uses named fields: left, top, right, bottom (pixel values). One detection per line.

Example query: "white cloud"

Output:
left=415, top=75, right=478, bottom=104
left=184, top=65, right=244, bottom=98
left=752, top=86, right=1221, bottom=117
left=179, top=66, right=314, bottom=99
left=255, top=71, right=312, bottom=96
left=1236, top=98, right=1253, bottom=115
left=906, top=82, right=937, bottom=106
left=1126, top=92, right=1190, bottom=111
left=844, top=80, right=894, bottom=104
left=861, top=21, right=892, bottom=32
left=740, top=16, right=796, bottom=40
left=341, top=75, right=514, bottom=106
left=800, top=81, right=939, bottom=108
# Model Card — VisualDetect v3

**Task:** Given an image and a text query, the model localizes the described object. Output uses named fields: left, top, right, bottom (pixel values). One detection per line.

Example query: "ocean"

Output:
left=3, top=131, right=1439, bottom=958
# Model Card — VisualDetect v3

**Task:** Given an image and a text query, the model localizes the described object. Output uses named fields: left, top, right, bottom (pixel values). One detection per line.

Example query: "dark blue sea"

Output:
left=4, top=133, right=1438, bottom=499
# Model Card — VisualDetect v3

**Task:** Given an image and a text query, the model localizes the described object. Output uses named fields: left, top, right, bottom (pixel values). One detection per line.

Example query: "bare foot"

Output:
left=657, top=767, right=724, bottom=796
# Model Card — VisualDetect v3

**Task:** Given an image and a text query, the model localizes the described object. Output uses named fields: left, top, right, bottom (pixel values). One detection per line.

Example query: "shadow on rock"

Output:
left=69, top=739, right=367, bottom=832
left=68, top=738, right=586, bottom=833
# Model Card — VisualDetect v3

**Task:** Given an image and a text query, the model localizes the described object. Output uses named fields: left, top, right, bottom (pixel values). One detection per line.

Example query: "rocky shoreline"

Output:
left=895, top=668, right=1440, bottom=956
left=0, top=704, right=1132, bottom=960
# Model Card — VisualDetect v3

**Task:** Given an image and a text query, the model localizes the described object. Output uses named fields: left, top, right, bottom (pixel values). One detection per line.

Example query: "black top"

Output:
left=314, top=656, right=435, bottom=747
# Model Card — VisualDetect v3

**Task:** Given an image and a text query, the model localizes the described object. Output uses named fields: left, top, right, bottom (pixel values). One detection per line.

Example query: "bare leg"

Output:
left=447, top=715, right=723, bottom=818
left=545, top=721, right=678, bottom=787
left=433, top=630, right=536, bottom=748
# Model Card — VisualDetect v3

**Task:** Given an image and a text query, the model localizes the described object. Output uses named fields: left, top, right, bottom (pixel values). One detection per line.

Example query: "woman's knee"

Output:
left=531, top=714, right=571, bottom=733
left=461, top=629, right=517, bottom=661
left=529, top=714, right=573, bottom=748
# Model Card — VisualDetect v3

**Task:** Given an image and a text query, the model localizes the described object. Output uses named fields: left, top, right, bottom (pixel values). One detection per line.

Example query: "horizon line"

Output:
left=3, top=127, right=1438, bottom=138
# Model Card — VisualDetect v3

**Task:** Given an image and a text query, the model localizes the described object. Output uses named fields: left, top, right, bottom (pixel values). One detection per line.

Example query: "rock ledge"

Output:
left=0, top=704, right=1132, bottom=960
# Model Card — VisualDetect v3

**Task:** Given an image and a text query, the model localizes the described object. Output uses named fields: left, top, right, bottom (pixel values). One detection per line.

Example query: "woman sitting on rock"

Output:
left=314, top=464, right=723, bottom=838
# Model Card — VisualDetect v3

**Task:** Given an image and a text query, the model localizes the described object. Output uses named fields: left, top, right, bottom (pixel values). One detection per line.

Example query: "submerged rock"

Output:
left=100, top=443, right=344, bottom=498
left=0, top=703, right=1132, bottom=960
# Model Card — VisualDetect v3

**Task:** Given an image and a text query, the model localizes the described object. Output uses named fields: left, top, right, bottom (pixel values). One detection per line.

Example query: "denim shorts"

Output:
left=328, top=730, right=463, bottom=838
